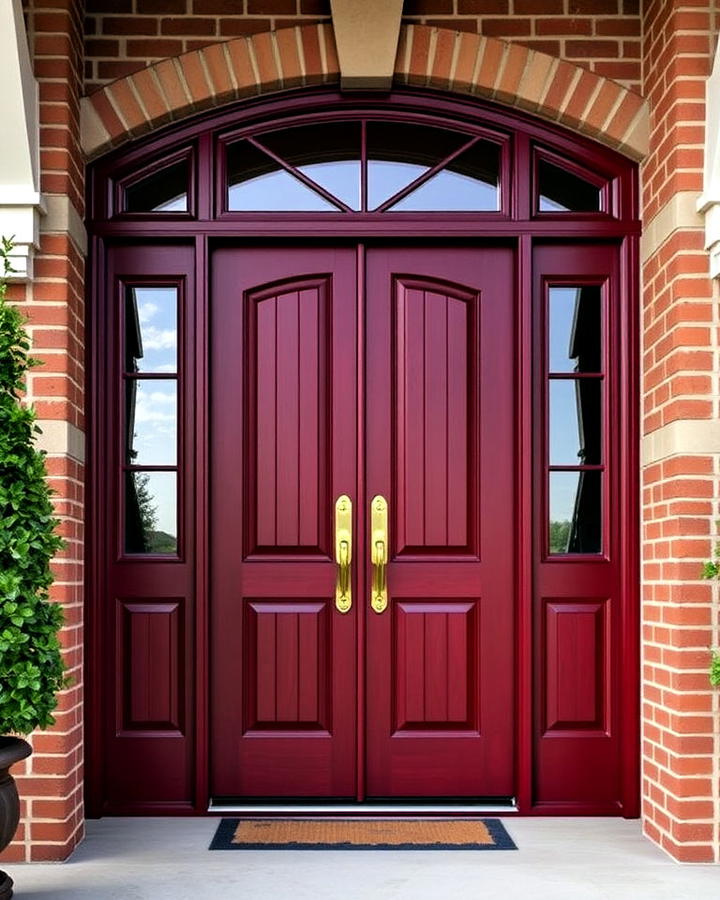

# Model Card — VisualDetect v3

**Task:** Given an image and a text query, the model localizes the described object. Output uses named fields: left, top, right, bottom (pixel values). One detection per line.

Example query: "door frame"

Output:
left=85, top=89, right=641, bottom=818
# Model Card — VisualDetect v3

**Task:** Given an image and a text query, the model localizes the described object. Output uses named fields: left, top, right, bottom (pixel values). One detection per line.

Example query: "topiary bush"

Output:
left=0, top=236, right=66, bottom=735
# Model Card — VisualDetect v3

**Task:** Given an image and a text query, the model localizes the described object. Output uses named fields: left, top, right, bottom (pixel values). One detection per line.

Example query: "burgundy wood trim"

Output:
left=516, top=233, right=533, bottom=815
left=89, top=220, right=640, bottom=239
left=85, top=234, right=105, bottom=818
left=193, top=233, right=209, bottom=813
left=355, top=242, right=366, bottom=803
left=619, top=233, right=641, bottom=819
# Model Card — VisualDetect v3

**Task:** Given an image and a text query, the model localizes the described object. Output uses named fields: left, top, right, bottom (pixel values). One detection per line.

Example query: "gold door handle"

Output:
left=335, top=495, right=352, bottom=613
left=371, top=495, right=388, bottom=614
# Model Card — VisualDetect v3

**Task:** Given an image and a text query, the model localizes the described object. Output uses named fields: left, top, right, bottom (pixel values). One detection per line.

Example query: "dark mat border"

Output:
left=209, top=817, right=517, bottom=851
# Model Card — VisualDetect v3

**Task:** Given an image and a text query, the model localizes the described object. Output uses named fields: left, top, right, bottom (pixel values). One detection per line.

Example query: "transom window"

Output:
left=96, top=101, right=628, bottom=222
left=225, top=121, right=502, bottom=212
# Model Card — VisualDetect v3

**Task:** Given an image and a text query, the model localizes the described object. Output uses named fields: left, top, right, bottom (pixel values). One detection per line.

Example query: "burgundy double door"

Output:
left=210, top=245, right=515, bottom=800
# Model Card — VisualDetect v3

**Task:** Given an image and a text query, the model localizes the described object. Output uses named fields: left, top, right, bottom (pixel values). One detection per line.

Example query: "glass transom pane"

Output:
left=124, top=160, right=188, bottom=213
left=539, top=159, right=601, bottom=212
left=257, top=122, right=361, bottom=210
left=227, top=140, right=339, bottom=211
left=367, top=121, right=469, bottom=209
left=389, top=141, right=500, bottom=211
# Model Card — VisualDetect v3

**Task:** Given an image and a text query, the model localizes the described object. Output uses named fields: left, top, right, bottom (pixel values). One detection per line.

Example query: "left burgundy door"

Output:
left=210, top=246, right=358, bottom=797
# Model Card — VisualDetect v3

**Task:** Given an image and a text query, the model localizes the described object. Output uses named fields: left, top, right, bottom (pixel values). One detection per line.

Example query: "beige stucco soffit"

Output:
left=330, top=0, right=403, bottom=90
left=0, top=0, right=44, bottom=280
left=698, top=39, right=720, bottom=277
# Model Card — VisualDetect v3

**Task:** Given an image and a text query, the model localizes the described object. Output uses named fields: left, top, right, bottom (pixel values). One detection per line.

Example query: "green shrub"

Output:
left=710, top=651, right=720, bottom=688
left=699, top=534, right=720, bottom=688
left=0, top=236, right=66, bottom=735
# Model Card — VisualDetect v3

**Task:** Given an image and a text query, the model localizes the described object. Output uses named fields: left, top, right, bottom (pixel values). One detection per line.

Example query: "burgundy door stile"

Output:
left=364, top=247, right=515, bottom=797
left=210, top=246, right=358, bottom=797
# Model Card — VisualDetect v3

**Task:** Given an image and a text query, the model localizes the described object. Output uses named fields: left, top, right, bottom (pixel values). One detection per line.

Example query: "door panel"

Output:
left=210, top=247, right=357, bottom=797
left=394, top=278, right=477, bottom=556
left=364, top=247, right=515, bottom=797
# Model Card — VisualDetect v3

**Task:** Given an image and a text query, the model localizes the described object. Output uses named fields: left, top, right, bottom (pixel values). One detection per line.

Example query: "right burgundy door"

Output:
left=364, top=246, right=515, bottom=797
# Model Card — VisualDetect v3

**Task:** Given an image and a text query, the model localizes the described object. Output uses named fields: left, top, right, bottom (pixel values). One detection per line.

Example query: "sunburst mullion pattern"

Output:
left=374, top=135, right=482, bottom=212
left=247, top=136, right=353, bottom=212
left=223, top=118, right=506, bottom=213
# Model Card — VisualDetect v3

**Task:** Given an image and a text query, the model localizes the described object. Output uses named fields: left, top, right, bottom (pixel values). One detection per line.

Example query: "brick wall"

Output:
left=83, top=0, right=641, bottom=94
left=640, top=0, right=720, bottom=864
left=5, top=0, right=720, bottom=868
left=0, top=0, right=87, bottom=864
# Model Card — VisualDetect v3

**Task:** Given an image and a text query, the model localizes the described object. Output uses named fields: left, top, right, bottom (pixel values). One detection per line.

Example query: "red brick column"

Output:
left=641, top=0, right=720, bottom=863
left=0, top=0, right=87, bottom=863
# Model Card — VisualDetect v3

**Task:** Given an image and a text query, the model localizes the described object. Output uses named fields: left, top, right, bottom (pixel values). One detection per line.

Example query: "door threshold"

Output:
left=208, top=800, right=518, bottom=815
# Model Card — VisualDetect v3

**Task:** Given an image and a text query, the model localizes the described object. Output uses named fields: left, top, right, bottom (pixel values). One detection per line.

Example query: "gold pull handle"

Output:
left=371, top=495, right=388, bottom=614
left=335, top=495, right=352, bottom=613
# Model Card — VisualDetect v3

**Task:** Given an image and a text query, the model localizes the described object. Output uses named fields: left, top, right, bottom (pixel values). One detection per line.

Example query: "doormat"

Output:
left=209, top=818, right=517, bottom=850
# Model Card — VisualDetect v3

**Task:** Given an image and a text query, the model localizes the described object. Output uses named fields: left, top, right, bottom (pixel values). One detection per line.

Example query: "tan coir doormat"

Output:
left=209, top=818, right=517, bottom=850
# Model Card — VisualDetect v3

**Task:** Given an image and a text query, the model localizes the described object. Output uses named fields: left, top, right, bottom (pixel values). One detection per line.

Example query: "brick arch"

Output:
left=80, top=23, right=648, bottom=162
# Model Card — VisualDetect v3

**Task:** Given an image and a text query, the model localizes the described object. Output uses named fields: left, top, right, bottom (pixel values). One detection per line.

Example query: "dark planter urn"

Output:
left=0, top=738, right=32, bottom=900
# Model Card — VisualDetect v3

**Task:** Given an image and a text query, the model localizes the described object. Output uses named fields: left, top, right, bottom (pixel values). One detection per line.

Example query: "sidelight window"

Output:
left=123, top=285, right=180, bottom=555
left=547, top=285, right=604, bottom=555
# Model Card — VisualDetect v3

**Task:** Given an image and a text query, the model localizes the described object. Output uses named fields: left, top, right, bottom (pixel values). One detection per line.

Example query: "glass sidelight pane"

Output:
left=549, top=286, right=602, bottom=373
left=124, top=159, right=188, bottom=213
left=549, top=470, right=602, bottom=555
left=125, top=380, right=177, bottom=466
left=549, top=379, right=602, bottom=465
left=124, top=471, right=177, bottom=554
left=227, top=140, right=339, bottom=211
left=125, top=286, right=178, bottom=374
left=539, top=159, right=601, bottom=212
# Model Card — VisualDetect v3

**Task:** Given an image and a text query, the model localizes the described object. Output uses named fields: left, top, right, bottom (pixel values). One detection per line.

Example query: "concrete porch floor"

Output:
left=3, top=817, right=718, bottom=899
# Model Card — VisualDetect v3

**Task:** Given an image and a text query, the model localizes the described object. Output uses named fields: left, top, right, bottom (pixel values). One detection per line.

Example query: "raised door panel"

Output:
left=394, top=601, right=477, bottom=732
left=249, top=280, right=330, bottom=556
left=365, top=246, right=515, bottom=798
left=395, top=280, right=477, bottom=556
left=543, top=599, right=608, bottom=733
left=116, top=600, right=183, bottom=733
left=244, top=601, right=329, bottom=732
left=210, top=247, right=357, bottom=799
